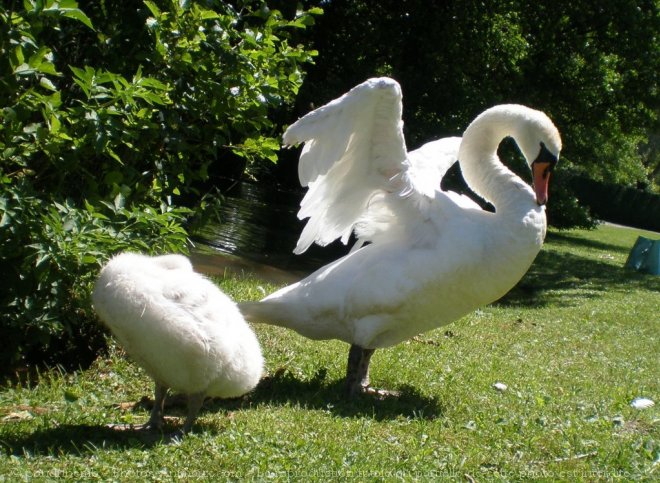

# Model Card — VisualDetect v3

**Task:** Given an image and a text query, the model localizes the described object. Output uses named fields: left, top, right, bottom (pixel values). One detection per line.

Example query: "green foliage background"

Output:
left=292, top=0, right=659, bottom=226
left=0, top=0, right=317, bottom=371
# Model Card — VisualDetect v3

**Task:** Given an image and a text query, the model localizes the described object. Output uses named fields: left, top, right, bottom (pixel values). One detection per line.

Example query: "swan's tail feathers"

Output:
left=238, top=301, right=265, bottom=323
left=238, top=300, right=290, bottom=327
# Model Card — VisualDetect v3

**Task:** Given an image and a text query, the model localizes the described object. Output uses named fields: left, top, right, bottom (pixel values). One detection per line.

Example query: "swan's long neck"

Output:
left=458, top=108, right=537, bottom=214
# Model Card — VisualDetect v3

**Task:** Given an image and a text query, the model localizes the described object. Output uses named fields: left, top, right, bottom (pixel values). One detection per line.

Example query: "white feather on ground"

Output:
left=630, top=397, right=655, bottom=409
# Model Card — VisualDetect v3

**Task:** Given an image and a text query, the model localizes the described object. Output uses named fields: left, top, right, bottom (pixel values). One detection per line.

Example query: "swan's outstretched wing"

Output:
left=350, top=136, right=463, bottom=249
left=283, top=77, right=409, bottom=254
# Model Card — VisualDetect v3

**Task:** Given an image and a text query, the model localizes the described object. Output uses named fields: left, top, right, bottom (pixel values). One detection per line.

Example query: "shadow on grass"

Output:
left=546, top=231, right=632, bottom=254
left=495, top=234, right=660, bottom=308
left=1, top=370, right=441, bottom=456
left=0, top=398, right=228, bottom=456
left=238, top=367, right=444, bottom=421
left=0, top=423, right=169, bottom=456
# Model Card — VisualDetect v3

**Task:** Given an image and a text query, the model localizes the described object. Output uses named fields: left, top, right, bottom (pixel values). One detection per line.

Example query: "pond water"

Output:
left=192, top=181, right=352, bottom=280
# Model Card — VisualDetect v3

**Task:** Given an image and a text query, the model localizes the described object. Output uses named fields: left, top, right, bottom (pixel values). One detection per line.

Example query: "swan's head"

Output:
left=512, top=106, right=562, bottom=205
left=458, top=104, right=562, bottom=206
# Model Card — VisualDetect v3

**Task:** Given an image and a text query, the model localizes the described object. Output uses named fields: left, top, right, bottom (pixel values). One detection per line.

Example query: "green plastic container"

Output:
left=624, top=236, right=660, bottom=275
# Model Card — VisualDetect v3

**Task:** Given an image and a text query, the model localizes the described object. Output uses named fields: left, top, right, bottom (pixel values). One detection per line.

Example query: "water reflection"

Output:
left=193, top=181, right=351, bottom=276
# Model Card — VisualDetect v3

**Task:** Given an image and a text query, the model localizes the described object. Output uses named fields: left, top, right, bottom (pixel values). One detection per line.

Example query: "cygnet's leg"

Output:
left=144, top=382, right=168, bottom=430
left=180, top=392, right=206, bottom=435
left=345, top=344, right=375, bottom=397
left=107, top=383, right=167, bottom=432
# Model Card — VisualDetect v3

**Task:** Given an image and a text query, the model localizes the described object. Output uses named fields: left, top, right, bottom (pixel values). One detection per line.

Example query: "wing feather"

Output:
left=283, top=77, right=409, bottom=254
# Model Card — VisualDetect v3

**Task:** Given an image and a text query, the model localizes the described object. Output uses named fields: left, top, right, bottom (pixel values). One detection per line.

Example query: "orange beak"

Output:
left=532, top=161, right=552, bottom=205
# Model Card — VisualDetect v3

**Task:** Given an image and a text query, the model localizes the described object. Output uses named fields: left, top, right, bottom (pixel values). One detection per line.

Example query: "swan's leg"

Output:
left=180, top=392, right=206, bottom=435
left=346, top=344, right=375, bottom=397
left=145, top=382, right=168, bottom=430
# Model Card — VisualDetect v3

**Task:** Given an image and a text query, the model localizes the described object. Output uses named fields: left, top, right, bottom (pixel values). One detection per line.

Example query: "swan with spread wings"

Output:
left=240, top=78, right=561, bottom=396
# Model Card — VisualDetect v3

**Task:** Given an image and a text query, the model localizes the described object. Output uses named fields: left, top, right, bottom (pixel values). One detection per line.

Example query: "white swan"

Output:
left=93, top=253, right=263, bottom=434
left=239, top=77, right=561, bottom=396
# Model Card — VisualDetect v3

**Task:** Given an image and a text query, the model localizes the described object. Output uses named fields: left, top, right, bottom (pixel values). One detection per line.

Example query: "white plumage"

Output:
left=93, top=252, right=263, bottom=434
left=240, top=77, right=561, bottom=396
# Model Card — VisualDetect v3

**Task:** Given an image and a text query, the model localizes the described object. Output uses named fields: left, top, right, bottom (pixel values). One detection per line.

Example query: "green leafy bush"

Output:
left=0, top=0, right=317, bottom=372
left=0, top=180, right=192, bottom=369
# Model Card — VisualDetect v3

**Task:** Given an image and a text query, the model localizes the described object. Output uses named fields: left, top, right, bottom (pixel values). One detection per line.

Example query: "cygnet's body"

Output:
left=93, top=252, right=263, bottom=434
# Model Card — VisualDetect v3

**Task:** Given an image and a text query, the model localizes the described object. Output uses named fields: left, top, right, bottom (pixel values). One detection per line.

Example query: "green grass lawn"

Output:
left=1, top=225, right=658, bottom=481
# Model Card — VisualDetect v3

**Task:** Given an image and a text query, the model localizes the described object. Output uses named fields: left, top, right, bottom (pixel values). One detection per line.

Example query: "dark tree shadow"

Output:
left=546, top=231, right=633, bottom=254
left=495, top=233, right=660, bottom=308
